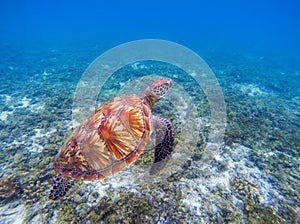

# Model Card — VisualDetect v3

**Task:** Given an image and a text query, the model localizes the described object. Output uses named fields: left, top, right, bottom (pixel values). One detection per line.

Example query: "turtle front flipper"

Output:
left=49, top=175, right=73, bottom=200
left=150, top=116, right=174, bottom=175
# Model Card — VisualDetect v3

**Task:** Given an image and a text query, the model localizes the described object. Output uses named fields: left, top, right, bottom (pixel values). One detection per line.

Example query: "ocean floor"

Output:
left=0, top=44, right=299, bottom=223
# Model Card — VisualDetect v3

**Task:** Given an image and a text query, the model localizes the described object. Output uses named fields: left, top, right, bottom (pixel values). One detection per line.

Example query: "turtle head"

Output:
left=142, top=78, right=172, bottom=108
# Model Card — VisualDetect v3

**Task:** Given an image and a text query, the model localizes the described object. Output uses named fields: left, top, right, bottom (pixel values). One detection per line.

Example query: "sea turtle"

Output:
left=49, top=78, right=174, bottom=200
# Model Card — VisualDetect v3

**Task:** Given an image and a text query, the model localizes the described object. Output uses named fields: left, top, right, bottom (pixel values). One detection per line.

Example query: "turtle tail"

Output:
left=142, top=78, right=172, bottom=109
left=49, top=175, right=73, bottom=200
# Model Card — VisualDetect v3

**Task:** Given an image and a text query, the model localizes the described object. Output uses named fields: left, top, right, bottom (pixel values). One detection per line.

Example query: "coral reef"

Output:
left=230, top=176, right=260, bottom=205
left=22, top=179, right=47, bottom=205
left=0, top=47, right=299, bottom=223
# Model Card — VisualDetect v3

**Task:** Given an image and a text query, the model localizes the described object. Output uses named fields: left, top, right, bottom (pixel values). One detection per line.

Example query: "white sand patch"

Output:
left=0, top=203, right=25, bottom=224
left=14, top=97, right=31, bottom=108
left=81, top=162, right=153, bottom=203
left=131, top=62, right=147, bottom=70
left=29, top=102, right=45, bottom=112
left=0, top=111, right=13, bottom=122
left=27, top=128, right=56, bottom=153
left=0, top=94, right=12, bottom=104
left=1, top=96, right=40, bottom=112
left=7, top=96, right=32, bottom=111
left=119, top=81, right=126, bottom=87
left=180, top=143, right=277, bottom=218
left=0, top=96, right=42, bottom=122
left=1, top=95, right=31, bottom=109
left=87, top=166, right=142, bottom=193
left=0, top=94, right=13, bottom=122
left=11, top=137, right=26, bottom=146
left=181, top=187, right=204, bottom=218
left=234, top=83, right=269, bottom=96
left=0, top=96, right=44, bottom=122
left=42, top=71, right=51, bottom=76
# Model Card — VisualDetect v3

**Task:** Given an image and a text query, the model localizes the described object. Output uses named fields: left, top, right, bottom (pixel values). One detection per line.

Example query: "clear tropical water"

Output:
left=0, top=1, right=299, bottom=223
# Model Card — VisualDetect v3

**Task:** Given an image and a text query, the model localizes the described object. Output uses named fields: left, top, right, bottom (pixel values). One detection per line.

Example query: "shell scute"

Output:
left=84, top=111, right=105, bottom=131
left=101, top=98, right=125, bottom=116
left=99, top=113, right=137, bottom=160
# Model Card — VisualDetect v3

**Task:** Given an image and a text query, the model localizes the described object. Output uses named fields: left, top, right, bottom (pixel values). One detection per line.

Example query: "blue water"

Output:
left=0, top=1, right=299, bottom=223
left=1, top=0, right=300, bottom=57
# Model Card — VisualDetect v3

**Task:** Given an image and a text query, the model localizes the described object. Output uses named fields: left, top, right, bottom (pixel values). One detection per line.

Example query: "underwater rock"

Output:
left=230, top=176, right=261, bottom=205
left=0, top=175, right=22, bottom=203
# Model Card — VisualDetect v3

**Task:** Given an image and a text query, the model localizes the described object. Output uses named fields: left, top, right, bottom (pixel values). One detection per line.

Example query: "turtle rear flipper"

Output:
left=49, top=175, right=73, bottom=200
left=150, top=117, right=174, bottom=175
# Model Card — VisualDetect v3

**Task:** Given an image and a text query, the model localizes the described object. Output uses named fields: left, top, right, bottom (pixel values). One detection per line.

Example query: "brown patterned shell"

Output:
left=53, top=96, right=151, bottom=181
